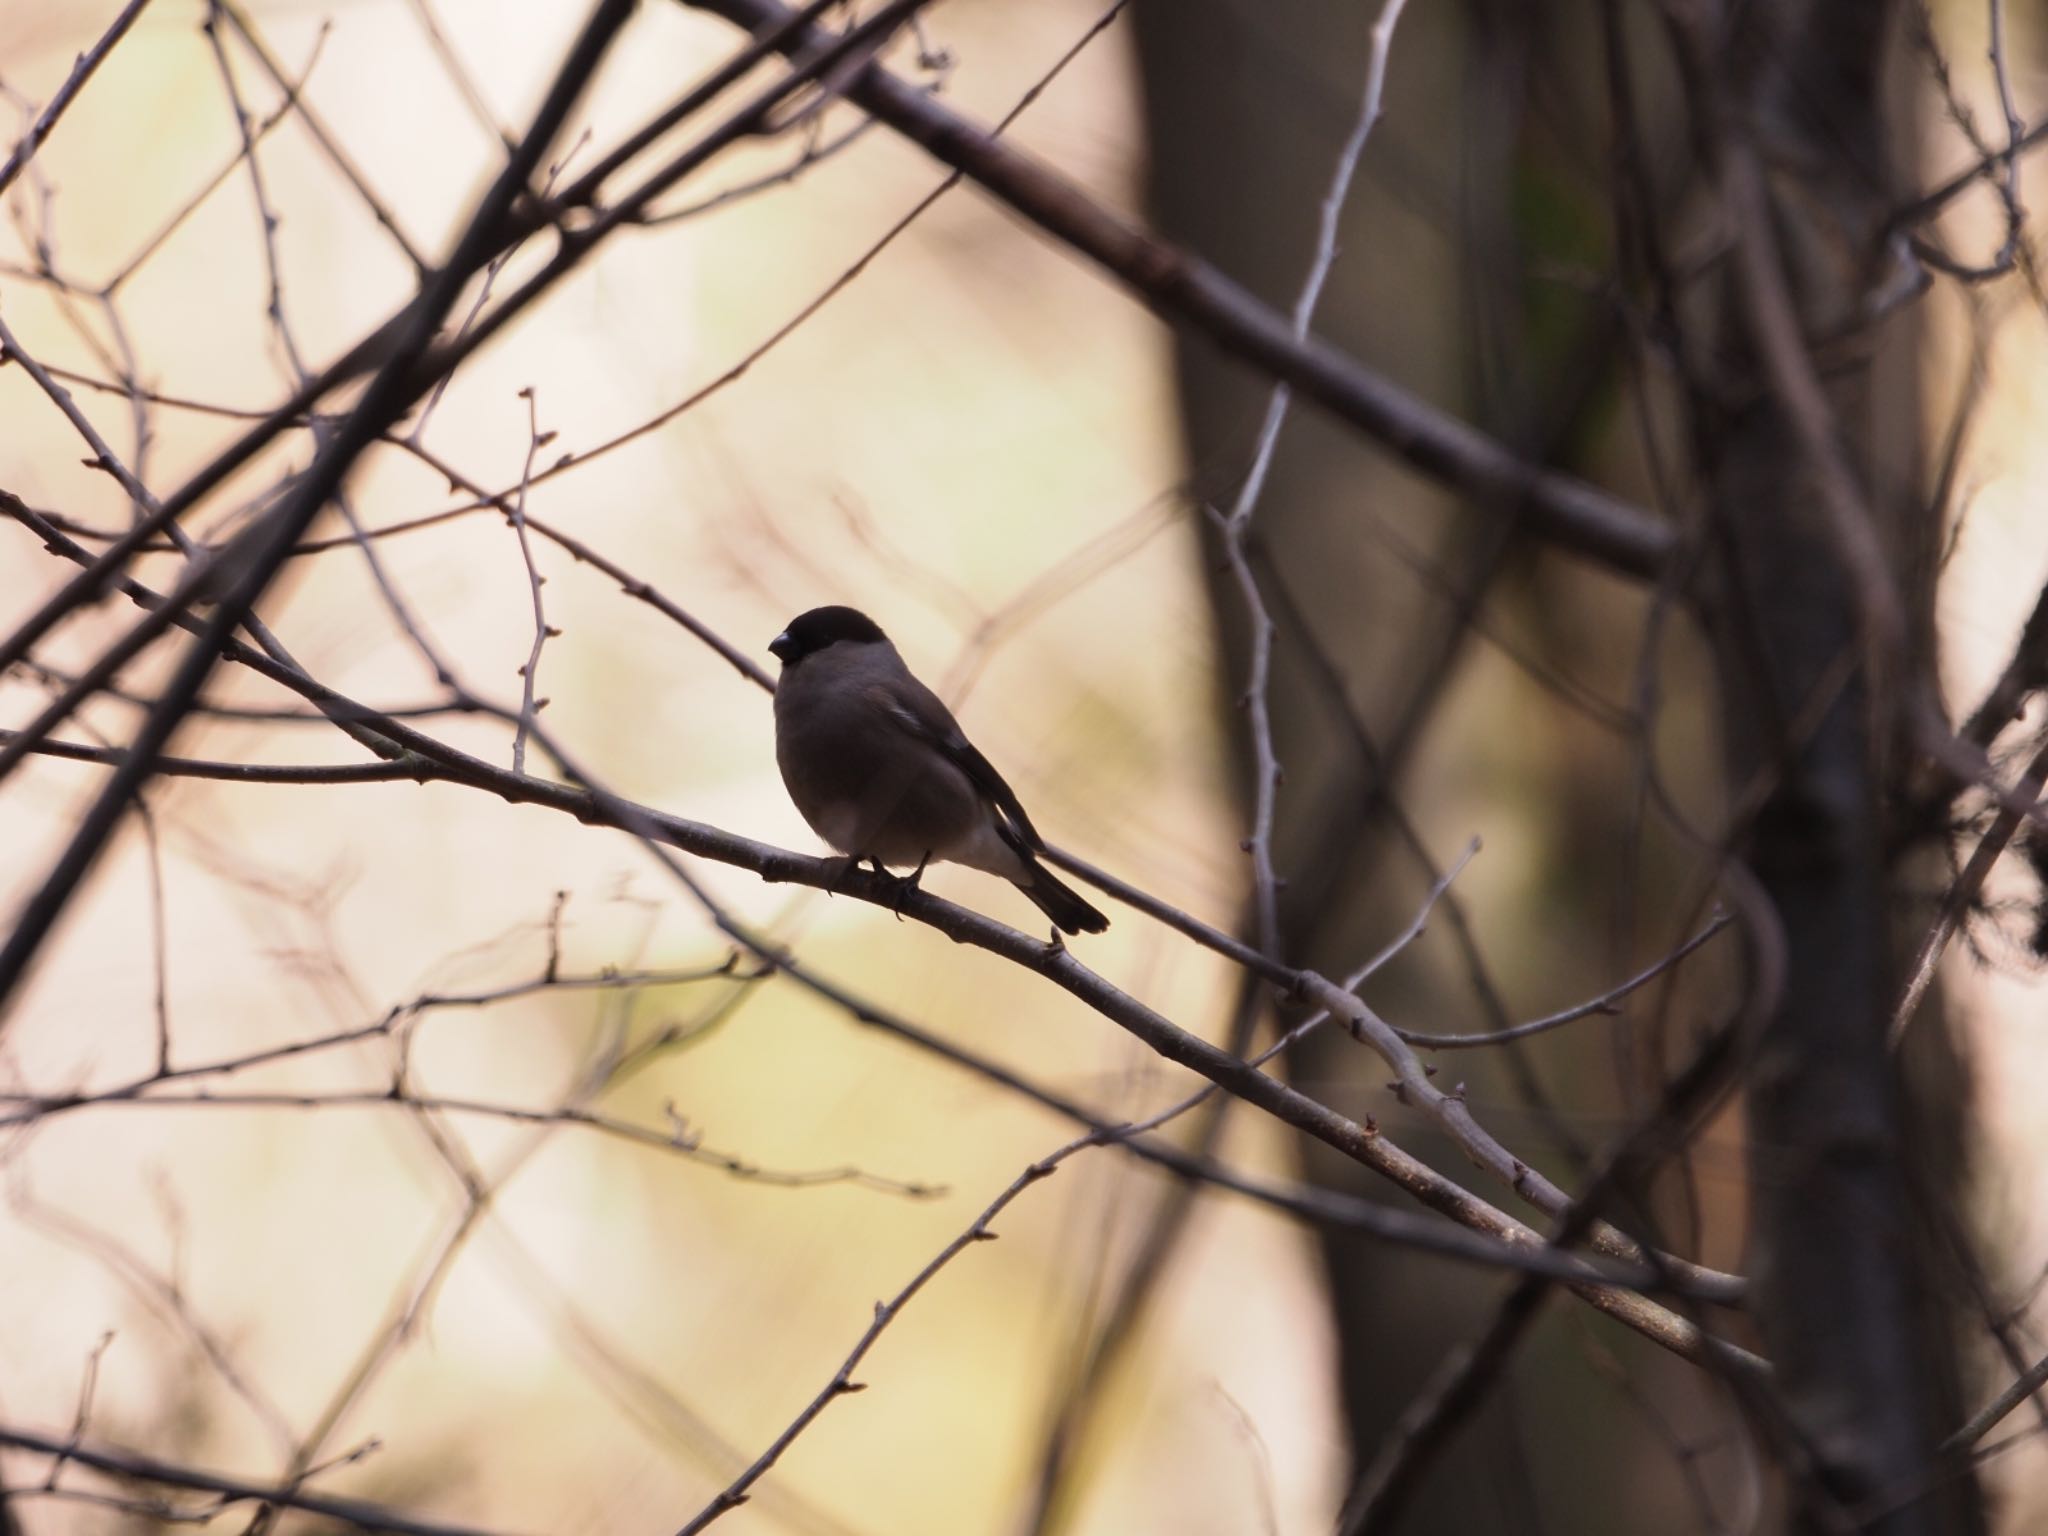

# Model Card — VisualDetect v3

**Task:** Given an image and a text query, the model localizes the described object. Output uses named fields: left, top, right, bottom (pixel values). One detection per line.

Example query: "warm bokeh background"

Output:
left=3, top=1, right=2048, bottom=1532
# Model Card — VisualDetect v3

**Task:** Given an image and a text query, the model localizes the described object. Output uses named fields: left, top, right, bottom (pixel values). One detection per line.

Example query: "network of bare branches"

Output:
left=3, top=1, right=2048, bottom=1533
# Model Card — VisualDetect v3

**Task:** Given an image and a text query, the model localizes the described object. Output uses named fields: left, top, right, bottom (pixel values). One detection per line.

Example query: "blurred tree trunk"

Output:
left=1689, top=3, right=1980, bottom=1530
left=1134, top=3, right=1659, bottom=1529
left=1134, top=0, right=1982, bottom=1528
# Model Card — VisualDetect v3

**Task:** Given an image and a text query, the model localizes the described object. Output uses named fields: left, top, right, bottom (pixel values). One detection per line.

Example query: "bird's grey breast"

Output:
left=773, top=647, right=982, bottom=863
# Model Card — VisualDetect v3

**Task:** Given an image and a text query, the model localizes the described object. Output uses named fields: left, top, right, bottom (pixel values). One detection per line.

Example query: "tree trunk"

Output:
left=1698, top=3, right=1981, bottom=1529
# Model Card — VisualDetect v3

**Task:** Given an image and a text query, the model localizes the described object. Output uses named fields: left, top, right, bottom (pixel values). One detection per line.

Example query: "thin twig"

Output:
left=1210, top=237, right=1437, bottom=960
left=403, top=0, right=516, bottom=150
left=1944, top=1348, right=2048, bottom=1454
left=13, top=1088, right=944, bottom=1196
left=507, top=389, right=557, bottom=776
left=0, top=0, right=158, bottom=198
left=0, top=1424, right=513, bottom=1536
left=1889, top=732, right=2048, bottom=1047
left=1399, top=914, right=1732, bottom=1050
left=201, top=0, right=308, bottom=381
left=213, top=0, right=429, bottom=271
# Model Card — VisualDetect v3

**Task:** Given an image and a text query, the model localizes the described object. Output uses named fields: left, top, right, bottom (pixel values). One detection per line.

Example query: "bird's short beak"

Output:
left=768, top=630, right=795, bottom=663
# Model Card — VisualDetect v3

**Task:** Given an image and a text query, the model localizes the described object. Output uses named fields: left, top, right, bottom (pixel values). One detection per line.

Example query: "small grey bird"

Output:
left=769, top=605, right=1110, bottom=936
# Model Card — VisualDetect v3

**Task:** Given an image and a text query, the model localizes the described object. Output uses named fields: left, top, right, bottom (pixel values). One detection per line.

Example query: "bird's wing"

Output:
left=866, top=680, right=1046, bottom=854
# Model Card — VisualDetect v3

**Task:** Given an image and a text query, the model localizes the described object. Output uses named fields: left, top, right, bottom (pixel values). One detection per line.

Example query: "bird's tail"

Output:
left=1018, top=861, right=1109, bottom=935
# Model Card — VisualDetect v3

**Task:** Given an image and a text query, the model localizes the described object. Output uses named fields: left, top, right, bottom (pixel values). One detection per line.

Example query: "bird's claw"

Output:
left=886, top=852, right=931, bottom=920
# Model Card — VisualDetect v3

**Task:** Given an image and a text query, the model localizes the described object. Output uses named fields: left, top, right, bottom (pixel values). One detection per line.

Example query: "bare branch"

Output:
left=1212, top=0, right=1411, bottom=954
left=676, top=0, right=1677, bottom=580
left=1944, top=1348, right=2048, bottom=1455
left=0, top=1423, right=515, bottom=1536
left=1889, top=731, right=2048, bottom=1047
left=1399, top=913, right=1733, bottom=1050
left=0, top=0, right=159, bottom=198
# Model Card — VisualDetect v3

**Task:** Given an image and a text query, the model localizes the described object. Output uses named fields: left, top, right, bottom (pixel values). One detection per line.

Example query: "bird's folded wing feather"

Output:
left=865, top=681, right=1045, bottom=854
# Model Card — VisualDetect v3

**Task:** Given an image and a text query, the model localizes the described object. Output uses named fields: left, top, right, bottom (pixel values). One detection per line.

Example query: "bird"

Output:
left=768, top=605, right=1110, bottom=936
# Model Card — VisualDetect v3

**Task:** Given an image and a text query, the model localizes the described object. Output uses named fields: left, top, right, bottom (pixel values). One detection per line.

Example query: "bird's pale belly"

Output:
left=806, top=779, right=976, bottom=865
left=782, top=746, right=982, bottom=867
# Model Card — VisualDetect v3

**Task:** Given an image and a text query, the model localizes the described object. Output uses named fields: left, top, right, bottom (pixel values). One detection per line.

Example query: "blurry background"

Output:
left=0, top=0, right=2043, bottom=1532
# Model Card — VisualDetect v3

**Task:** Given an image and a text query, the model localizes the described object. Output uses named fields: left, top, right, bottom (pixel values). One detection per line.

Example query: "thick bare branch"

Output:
left=675, top=0, right=1677, bottom=581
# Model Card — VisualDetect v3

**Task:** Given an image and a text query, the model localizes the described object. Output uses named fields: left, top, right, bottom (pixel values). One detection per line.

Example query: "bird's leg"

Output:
left=887, top=851, right=931, bottom=920
left=854, top=856, right=907, bottom=916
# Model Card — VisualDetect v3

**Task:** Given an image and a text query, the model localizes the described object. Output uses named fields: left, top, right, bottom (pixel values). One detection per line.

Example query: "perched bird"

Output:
left=769, top=605, right=1110, bottom=936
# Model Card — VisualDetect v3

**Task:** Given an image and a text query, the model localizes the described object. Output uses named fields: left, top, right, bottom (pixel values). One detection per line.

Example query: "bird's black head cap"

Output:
left=769, top=605, right=888, bottom=665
